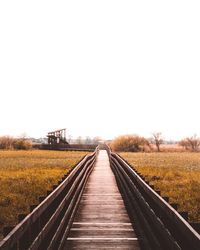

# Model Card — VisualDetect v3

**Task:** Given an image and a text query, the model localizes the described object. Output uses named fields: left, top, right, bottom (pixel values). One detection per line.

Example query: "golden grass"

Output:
left=120, top=152, right=200, bottom=223
left=0, top=150, right=88, bottom=239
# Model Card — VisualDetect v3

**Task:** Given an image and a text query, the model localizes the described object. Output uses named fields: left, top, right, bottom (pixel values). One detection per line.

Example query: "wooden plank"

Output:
left=0, top=153, right=95, bottom=249
left=65, top=241, right=140, bottom=250
left=63, top=150, right=140, bottom=249
left=113, top=153, right=200, bottom=250
left=0, top=151, right=97, bottom=250
left=69, top=230, right=136, bottom=238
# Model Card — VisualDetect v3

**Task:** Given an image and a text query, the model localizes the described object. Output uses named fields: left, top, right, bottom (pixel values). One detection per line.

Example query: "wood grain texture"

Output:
left=64, top=150, right=140, bottom=249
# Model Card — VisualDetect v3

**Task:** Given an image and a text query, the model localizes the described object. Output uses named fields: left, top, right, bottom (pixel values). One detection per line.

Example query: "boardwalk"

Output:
left=64, top=150, right=140, bottom=249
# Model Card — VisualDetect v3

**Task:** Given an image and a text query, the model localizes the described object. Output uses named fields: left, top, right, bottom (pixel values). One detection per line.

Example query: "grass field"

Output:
left=0, top=150, right=88, bottom=239
left=120, top=152, right=200, bottom=223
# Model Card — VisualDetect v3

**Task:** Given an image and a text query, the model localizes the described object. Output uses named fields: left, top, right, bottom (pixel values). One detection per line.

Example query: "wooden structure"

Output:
left=64, top=150, right=140, bottom=249
left=47, top=128, right=68, bottom=145
left=1, top=147, right=200, bottom=250
left=110, top=152, right=200, bottom=250
left=0, top=149, right=98, bottom=250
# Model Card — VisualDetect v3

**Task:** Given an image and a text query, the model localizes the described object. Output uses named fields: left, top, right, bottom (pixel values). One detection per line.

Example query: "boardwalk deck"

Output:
left=64, top=150, right=140, bottom=249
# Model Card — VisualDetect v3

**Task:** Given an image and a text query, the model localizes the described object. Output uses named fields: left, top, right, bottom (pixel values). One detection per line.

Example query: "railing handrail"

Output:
left=0, top=147, right=99, bottom=250
left=111, top=152, right=200, bottom=249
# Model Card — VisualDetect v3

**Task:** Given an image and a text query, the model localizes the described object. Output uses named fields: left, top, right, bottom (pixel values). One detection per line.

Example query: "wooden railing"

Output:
left=110, top=152, right=200, bottom=250
left=0, top=147, right=99, bottom=250
left=1, top=145, right=200, bottom=250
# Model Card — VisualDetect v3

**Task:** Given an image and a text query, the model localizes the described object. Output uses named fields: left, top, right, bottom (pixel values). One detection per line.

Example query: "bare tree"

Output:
left=179, top=139, right=189, bottom=150
left=179, top=134, right=200, bottom=151
left=76, top=136, right=83, bottom=144
left=92, top=136, right=102, bottom=145
left=67, top=135, right=72, bottom=143
left=85, top=136, right=92, bottom=144
left=0, top=136, right=15, bottom=149
left=152, top=132, right=163, bottom=152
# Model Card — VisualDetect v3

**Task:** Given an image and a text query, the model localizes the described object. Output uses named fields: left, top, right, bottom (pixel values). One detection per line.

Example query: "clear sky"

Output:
left=0, top=1, right=200, bottom=140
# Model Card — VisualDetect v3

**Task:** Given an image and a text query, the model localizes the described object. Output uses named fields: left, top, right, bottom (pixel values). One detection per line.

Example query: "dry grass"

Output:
left=120, top=152, right=200, bottom=223
left=0, top=150, right=88, bottom=239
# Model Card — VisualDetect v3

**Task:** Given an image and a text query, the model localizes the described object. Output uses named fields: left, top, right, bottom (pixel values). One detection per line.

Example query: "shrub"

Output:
left=0, top=136, right=15, bottom=149
left=0, top=136, right=32, bottom=150
left=13, top=139, right=32, bottom=150
left=110, top=135, right=150, bottom=152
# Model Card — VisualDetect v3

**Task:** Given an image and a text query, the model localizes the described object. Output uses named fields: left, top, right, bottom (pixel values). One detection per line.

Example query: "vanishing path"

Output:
left=64, top=150, right=140, bottom=249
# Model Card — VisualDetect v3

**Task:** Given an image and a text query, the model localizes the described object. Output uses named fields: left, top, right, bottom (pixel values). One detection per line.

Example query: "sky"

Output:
left=0, top=1, right=200, bottom=141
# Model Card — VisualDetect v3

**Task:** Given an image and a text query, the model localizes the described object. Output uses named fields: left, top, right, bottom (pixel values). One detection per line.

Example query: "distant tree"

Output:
left=76, top=136, right=83, bottom=144
left=14, top=139, right=32, bottom=150
left=179, top=135, right=200, bottom=151
left=152, top=132, right=163, bottom=152
left=0, top=136, right=32, bottom=150
left=85, top=136, right=92, bottom=144
left=179, top=139, right=189, bottom=150
left=67, top=135, right=72, bottom=143
left=92, top=136, right=102, bottom=145
left=0, top=136, right=15, bottom=149
left=111, top=135, right=150, bottom=152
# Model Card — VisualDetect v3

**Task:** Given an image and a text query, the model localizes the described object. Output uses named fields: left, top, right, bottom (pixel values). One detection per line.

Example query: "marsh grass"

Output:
left=0, top=150, right=88, bottom=239
left=120, top=152, right=200, bottom=223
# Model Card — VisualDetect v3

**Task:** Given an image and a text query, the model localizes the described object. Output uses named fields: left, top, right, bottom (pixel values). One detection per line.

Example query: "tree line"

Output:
left=1, top=133, right=200, bottom=152
left=110, top=133, right=200, bottom=152
left=0, top=136, right=32, bottom=150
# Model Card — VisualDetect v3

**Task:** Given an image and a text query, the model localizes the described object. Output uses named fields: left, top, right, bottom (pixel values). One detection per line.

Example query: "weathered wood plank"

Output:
left=65, top=240, right=140, bottom=250
left=63, top=150, right=140, bottom=249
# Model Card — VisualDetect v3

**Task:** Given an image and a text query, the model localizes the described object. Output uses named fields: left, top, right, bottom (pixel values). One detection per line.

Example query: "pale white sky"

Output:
left=0, top=1, right=200, bottom=140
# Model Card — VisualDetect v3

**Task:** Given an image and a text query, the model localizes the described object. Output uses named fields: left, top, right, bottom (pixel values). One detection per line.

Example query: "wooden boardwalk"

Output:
left=64, top=150, right=140, bottom=249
